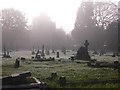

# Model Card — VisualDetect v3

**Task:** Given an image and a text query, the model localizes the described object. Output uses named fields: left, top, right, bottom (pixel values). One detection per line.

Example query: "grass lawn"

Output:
left=2, top=51, right=120, bottom=88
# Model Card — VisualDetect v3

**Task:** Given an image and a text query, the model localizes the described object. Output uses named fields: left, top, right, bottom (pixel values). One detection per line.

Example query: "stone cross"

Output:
left=84, top=40, right=89, bottom=51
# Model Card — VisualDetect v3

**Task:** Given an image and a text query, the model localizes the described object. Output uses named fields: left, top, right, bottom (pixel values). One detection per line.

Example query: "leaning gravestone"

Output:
left=76, top=40, right=90, bottom=60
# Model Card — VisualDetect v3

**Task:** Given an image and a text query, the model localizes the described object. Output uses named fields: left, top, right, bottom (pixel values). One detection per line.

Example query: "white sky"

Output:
left=0, top=0, right=119, bottom=33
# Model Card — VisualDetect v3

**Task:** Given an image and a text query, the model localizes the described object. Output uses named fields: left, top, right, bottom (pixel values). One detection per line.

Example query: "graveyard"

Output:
left=2, top=46, right=120, bottom=88
left=1, top=0, right=120, bottom=89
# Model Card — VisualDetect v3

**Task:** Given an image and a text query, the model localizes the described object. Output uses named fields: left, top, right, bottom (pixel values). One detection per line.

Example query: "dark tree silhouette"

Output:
left=105, top=21, right=118, bottom=52
left=72, top=1, right=118, bottom=51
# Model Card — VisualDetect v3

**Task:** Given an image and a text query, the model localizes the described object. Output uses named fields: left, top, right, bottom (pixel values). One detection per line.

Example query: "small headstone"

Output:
left=59, top=76, right=66, bottom=85
left=14, top=58, right=20, bottom=68
left=51, top=72, right=57, bottom=78
left=56, top=52, right=59, bottom=58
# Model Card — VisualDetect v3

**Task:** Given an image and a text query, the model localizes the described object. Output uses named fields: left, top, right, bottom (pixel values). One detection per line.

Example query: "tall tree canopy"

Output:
left=71, top=1, right=118, bottom=51
left=30, top=13, right=73, bottom=49
left=2, top=8, right=29, bottom=50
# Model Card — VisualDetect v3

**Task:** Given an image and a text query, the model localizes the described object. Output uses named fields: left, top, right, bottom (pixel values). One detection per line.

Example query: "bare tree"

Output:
left=93, top=1, right=118, bottom=29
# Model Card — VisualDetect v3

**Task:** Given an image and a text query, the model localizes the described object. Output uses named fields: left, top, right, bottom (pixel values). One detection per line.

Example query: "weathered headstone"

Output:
left=76, top=40, right=90, bottom=60
left=14, top=58, right=20, bottom=68
left=56, top=52, right=59, bottom=58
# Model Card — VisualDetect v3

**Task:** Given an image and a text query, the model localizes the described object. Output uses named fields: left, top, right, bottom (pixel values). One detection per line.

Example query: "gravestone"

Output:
left=51, top=72, right=57, bottom=78
left=41, top=45, right=45, bottom=58
left=76, top=40, right=90, bottom=60
left=14, top=58, right=20, bottom=68
left=59, top=76, right=66, bottom=86
left=35, top=50, right=41, bottom=60
left=56, top=52, right=59, bottom=58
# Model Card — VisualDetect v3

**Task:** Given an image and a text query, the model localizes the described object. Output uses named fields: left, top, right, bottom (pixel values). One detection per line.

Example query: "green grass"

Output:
left=2, top=55, right=120, bottom=88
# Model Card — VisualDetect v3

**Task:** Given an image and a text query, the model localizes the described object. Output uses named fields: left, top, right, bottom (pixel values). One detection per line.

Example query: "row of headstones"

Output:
left=32, top=45, right=67, bottom=56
